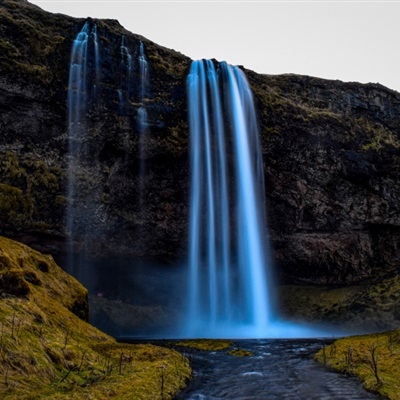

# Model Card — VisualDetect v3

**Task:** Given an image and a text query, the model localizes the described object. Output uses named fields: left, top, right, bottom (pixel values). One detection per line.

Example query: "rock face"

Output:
left=250, top=73, right=400, bottom=283
left=0, top=0, right=399, bottom=292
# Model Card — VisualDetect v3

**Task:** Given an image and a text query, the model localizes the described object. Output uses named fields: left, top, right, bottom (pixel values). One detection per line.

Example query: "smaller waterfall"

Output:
left=91, top=24, right=100, bottom=97
left=66, top=21, right=102, bottom=282
left=118, top=35, right=133, bottom=114
left=66, top=22, right=90, bottom=273
left=137, top=41, right=149, bottom=220
left=117, top=89, right=124, bottom=114
left=121, top=35, right=133, bottom=72
left=67, top=22, right=89, bottom=233
left=138, top=41, right=148, bottom=134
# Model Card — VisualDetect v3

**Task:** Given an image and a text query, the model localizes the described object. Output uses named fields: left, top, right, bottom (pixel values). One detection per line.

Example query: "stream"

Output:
left=172, top=339, right=378, bottom=400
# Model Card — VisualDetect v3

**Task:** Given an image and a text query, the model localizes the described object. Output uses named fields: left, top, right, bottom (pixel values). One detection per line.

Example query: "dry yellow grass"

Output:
left=174, top=339, right=233, bottom=351
left=315, top=330, right=400, bottom=399
left=0, top=236, right=191, bottom=399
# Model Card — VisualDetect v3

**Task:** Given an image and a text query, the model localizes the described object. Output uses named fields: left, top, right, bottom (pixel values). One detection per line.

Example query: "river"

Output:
left=171, top=339, right=378, bottom=400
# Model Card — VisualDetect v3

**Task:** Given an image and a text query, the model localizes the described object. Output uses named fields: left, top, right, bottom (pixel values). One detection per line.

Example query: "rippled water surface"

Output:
left=172, top=339, right=377, bottom=400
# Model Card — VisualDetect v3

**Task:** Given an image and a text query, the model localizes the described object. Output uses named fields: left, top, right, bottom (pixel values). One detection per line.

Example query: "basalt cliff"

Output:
left=1, top=0, right=399, bottom=331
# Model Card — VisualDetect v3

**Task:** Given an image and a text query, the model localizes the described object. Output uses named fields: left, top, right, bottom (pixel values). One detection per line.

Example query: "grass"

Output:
left=315, top=330, right=400, bottom=399
left=0, top=236, right=191, bottom=399
left=228, top=348, right=254, bottom=357
left=174, top=339, right=233, bottom=351
left=172, top=339, right=254, bottom=358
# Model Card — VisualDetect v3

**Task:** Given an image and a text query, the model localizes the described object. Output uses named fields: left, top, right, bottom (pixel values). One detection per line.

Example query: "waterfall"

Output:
left=118, top=35, right=132, bottom=114
left=138, top=41, right=148, bottom=134
left=91, top=24, right=100, bottom=97
left=66, top=22, right=90, bottom=259
left=66, top=21, right=100, bottom=276
left=117, top=89, right=124, bottom=114
left=138, top=41, right=148, bottom=219
left=187, top=60, right=275, bottom=337
left=121, top=35, right=133, bottom=72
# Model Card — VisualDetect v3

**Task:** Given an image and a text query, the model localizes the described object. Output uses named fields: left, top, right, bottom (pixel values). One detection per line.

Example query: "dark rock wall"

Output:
left=1, top=0, right=399, bottom=286
left=249, top=72, right=400, bottom=283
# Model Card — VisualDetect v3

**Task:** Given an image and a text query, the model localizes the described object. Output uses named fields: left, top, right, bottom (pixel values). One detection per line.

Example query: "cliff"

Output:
left=1, top=0, right=399, bottom=329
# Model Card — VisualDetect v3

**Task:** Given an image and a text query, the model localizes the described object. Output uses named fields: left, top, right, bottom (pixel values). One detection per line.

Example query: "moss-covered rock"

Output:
left=315, top=330, right=400, bottom=399
left=280, top=275, right=400, bottom=332
left=0, top=151, right=64, bottom=235
left=0, top=236, right=191, bottom=399
left=228, top=348, right=254, bottom=357
left=174, top=339, right=233, bottom=351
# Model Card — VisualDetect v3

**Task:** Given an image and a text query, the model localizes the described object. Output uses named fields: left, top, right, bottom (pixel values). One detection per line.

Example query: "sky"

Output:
left=29, top=0, right=400, bottom=92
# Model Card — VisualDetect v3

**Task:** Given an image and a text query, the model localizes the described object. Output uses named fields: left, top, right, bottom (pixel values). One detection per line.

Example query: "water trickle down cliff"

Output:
left=91, top=23, right=100, bottom=99
left=137, top=41, right=149, bottom=219
left=66, top=21, right=101, bottom=278
left=118, top=35, right=133, bottom=114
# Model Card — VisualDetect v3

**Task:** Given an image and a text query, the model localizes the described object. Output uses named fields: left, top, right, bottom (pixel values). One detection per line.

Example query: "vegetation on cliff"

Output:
left=0, top=151, right=65, bottom=234
left=315, top=330, right=400, bottom=399
left=0, top=236, right=191, bottom=399
left=280, top=274, right=400, bottom=333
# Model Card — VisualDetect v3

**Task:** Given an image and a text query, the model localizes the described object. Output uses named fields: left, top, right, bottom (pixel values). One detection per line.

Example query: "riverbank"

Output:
left=0, top=236, right=191, bottom=399
left=315, top=330, right=400, bottom=399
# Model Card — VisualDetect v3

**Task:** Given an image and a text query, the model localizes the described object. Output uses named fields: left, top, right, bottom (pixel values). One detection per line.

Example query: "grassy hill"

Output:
left=0, top=236, right=191, bottom=399
left=315, top=330, right=400, bottom=399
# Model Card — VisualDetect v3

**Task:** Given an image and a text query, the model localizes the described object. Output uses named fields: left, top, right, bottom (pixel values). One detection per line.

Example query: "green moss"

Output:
left=14, top=62, right=51, bottom=82
left=0, top=1, right=71, bottom=84
left=55, top=196, right=68, bottom=206
left=0, top=183, right=34, bottom=227
left=0, top=236, right=191, bottom=399
left=315, top=330, right=400, bottom=399
left=357, top=118, right=400, bottom=151
left=228, top=348, right=254, bottom=357
left=280, top=275, right=400, bottom=332
left=265, top=126, right=280, bottom=135
left=174, top=339, right=233, bottom=351
left=0, top=151, right=65, bottom=233
left=163, top=121, right=189, bottom=156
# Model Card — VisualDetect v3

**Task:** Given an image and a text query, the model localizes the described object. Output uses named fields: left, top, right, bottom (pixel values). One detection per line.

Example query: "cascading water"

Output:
left=185, top=60, right=327, bottom=339
left=91, top=24, right=100, bottom=97
left=187, top=60, right=275, bottom=337
left=66, top=21, right=100, bottom=277
left=137, top=41, right=148, bottom=217
left=121, top=35, right=133, bottom=71
left=66, top=22, right=90, bottom=273
left=137, top=41, right=148, bottom=135
left=117, top=35, right=133, bottom=114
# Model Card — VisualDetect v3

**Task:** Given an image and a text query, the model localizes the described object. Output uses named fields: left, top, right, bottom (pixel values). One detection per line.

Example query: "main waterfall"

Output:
left=187, top=60, right=275, bottom=337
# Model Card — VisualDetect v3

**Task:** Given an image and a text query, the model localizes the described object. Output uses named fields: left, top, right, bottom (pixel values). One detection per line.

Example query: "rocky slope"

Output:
left=0, top=235, right=190, bottom=399
left=0, top=0, right=399, bottom=330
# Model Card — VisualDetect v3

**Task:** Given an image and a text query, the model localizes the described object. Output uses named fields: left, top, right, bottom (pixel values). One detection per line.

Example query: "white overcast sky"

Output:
left=30, top=1, right=400, bottom=92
